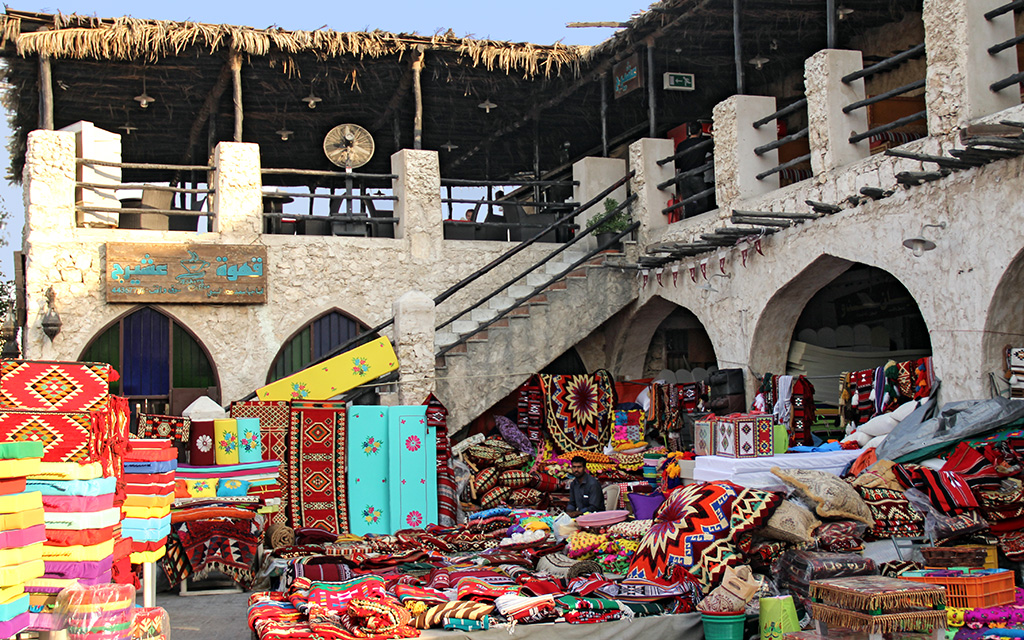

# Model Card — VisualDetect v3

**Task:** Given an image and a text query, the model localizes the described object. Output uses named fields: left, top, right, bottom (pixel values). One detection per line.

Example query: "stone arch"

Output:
left=983, top=245, right=1024, bottom=385
left=268, top=307, right=370, bottom=383
left=609, top=295, right=717, bottom=380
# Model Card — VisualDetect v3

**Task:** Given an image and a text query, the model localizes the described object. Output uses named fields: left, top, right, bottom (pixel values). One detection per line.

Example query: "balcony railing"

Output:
left=987, top=0, right=1024, bottom=93
left=658, top=137, right=716, bottom=222
left=753, top=97, right=811, bottom=183
left=843, top=44, right=927, bottom=146
left=259, top=168, right=397, bottom=238
left=439, top=178, right=579, bottom=243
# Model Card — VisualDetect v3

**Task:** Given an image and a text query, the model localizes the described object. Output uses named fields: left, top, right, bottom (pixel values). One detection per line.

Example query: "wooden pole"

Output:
left=733, top=0, right=745, bottom=94
left=38, top=54, right=54, bottom=130
left=412, top=46, right=425, bottom=150
left=533, top=119, right=541, bottom=207
left=393, top=115, right=401, bottom=151
left=827, top=0, right=837, bottom=48
left=601, top=74, right=609, bottom=157
left=231, top=53, right=243, bottom=142
left=647, top=39, right=657, bottom=138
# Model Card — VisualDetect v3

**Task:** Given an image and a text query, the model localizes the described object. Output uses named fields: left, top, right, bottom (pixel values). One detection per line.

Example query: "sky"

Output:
left=0, top=0, right=649, bottom=279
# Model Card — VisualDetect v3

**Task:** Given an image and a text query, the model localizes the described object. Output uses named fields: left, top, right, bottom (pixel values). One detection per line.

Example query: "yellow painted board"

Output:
left=255, top=337, right=398, bottom=401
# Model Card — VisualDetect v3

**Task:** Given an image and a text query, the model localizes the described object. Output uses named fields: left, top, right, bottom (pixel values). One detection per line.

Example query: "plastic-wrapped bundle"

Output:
left=131, top=607, right=170, bottom=640
left=773, top=550, right=878, bottom=600
left=54, top=582, right=135, bottom=640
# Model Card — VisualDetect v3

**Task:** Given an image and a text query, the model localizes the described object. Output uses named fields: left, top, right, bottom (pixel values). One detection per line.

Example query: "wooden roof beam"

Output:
left=178, top=57, right=233, bottom=167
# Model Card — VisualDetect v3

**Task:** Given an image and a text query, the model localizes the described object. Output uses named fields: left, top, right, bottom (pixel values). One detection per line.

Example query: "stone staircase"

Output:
left=434, top=247, right=638, bottom=432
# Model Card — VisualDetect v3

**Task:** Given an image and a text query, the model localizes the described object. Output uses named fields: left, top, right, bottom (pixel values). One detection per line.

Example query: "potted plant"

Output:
left=593, top=197, right=631, bottom=250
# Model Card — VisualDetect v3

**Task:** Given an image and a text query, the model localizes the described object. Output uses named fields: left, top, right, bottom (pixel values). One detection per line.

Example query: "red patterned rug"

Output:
left=231, top=400, right=291, bottom=525
left=540, top=371, right=616, bottom=453
left=0, top=361, right=114, bottom=413
left=287, top=401, right=348, bottom=533
left=0, top=410, right=93, bottom=462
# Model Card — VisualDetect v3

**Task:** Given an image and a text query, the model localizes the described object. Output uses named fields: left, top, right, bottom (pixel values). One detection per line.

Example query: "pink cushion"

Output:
left=575, top=509, right=629, bottom=527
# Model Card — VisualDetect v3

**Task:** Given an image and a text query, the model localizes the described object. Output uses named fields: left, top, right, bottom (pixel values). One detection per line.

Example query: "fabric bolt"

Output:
left=287, top=401, right=347, bottom=533
left=236, top=417, right=263, bottom=463
left=188, top=420, right=216, bottom=466
left=516, top=375, right=545, bottom=446
left=857, top=486, right=925, bottom=540
left=541, top=371, right=617, bottom=453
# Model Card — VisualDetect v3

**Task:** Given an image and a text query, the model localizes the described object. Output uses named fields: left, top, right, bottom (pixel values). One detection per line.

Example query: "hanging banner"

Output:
left=105, top=243, right=267, bottom=304
left=613, top=53, right=643, bottom=99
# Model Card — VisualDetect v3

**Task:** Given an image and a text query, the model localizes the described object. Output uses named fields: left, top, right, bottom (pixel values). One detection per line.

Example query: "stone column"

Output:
left=572, top=156, right=628, bottom=250
left=393, top=290, right=436, bottom=405
left=22, top=130, right=77, bottom=360
left=711, top=95, right=779, bottom=214
left=627, top=138, right=675, bottom=248
left=805, top=50, right=871, bottom=175
left=211, top=142, right=262, bottom=241
left=391, top=149, right=442, bottom=264
left=924, top=0, right=1020, bottom=136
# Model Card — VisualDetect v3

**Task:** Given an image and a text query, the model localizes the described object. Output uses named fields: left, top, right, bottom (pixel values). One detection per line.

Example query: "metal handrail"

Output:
left=843, top=79, right=926, bottom=113
left=849, top=111, right=927, bottom=144
left=756, top=154, right=811, bottom=181
left=262, top=213, right=399, bottom=223
left=842, top=44, right=925, bottom=84
left=441, top=198, right=577, bottom=208
left=436, top=193, right=637, bottom=334
left=754, top=128, right=808, bottom=156
left=752, top=98, right=808, bottom=129
left=656, top=138, right=713, bottom=166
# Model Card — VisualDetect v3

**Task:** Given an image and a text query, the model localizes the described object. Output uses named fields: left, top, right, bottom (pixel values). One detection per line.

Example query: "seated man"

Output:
left=566, top=455, right=604, bottom=517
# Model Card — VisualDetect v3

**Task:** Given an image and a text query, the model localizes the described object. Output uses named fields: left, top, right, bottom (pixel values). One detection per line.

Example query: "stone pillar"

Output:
left=572, top=156, right=627, bottom=250
left=22, top=130, right=77, bottom=361
left=211, top=142, right=262, bottom=240
left=924, top=0, right=1020, bottom=135
left=393, top=290, right=436, bottom=405
left=805, top=50, right=871, bottom=175
left=391, top=149, right=442, bottom=264
left=627, top=138, right=675, bottom=248
left=711, top=95, right=779, bottom=214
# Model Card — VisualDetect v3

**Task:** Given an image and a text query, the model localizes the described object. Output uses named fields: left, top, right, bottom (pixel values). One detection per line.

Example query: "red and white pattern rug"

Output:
left=287, top=401, right=348, bottom=533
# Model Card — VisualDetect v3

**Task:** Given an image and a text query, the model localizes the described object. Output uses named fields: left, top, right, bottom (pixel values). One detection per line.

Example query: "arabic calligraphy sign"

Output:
left=105, top=243, right=267, bottom=304
left=613, top=53, right=643, bottom=99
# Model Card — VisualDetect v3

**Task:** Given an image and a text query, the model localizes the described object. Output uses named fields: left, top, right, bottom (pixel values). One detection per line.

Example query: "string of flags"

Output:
left=639, top=234, right=764, bottom=289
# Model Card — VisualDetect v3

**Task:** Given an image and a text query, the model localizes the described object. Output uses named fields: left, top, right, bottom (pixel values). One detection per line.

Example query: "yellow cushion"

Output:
left=0, top=585, right=24, bottom=604
left=0, top=559, right=44, bottom=587
left=29, top=462, right=103, bottom=481
left=186, top=478, right=217, bottom=498
left=0, top=507, right=43, bottom=531
left=0, top=458, right=40, bottom=479
left=0, top=543, right=42, bottom=568
left=129, top=548, right=165, bottom=564
left=122, top=493, right=174, bottom=508
left=42, top=540, right=114, bottom=562
left=121, top=505, right=171, bottom=519
left=0, top=491, right=41, bottom=514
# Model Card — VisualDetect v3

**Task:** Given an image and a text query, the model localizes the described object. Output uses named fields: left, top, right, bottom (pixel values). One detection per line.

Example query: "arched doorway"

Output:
left=541, top=347, right=587, bottom=375
left=643, top=307, right=717, bottom=380
left=984, top=245, right=1024, bottom=393
left=268, top=309, right=369, bottom=383
left=80, top=306, right=219, bottom=416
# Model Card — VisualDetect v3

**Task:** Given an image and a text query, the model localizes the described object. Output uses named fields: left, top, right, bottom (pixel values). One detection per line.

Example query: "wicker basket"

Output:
left=920, top=546, right=988, bottom=567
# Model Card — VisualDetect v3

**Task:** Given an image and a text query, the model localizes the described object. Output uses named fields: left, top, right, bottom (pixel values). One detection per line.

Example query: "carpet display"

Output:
left=287, top=401, right=348, bottom=533
left=176, top=518, right=259, bottom=589
left=540, top=371, right=616, bottom=453
left=231, top=400, right=290, bottom=526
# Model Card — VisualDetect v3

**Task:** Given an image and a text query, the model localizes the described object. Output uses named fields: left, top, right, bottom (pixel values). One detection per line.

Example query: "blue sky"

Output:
left=0, top=0, right=646, bottom=278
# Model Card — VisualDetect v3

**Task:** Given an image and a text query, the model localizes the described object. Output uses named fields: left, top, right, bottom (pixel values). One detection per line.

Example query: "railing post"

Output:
left=712, top=95, right=778, bottom=212
left=211, top=141, right=262, bottom=239
left=923, top=0, right=1020, bottom=135
left=391, top=149, right=442, bottom=261
left=22, top=129, right=77, bottom=360
left=572, top=156, right=627, bottom=249
left=393, top=290, right=436, bottom=405
left=628, top=139, right=675, bottom=247
left=805, top=50, right=871, bottom=175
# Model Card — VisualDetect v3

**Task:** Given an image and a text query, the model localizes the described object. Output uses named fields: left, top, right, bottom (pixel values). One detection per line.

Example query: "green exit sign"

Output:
left=663, top=72, right=695, bottom=91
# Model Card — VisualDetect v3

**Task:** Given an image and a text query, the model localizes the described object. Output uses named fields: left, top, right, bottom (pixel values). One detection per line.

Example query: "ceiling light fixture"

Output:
left=902, top=222, right=947, bottom=257
left=441, top=140, right=458, bottom=152
left=302, top=89, right=322, bottom=109
left=838, top=5, right=855, bottom=20
left=134, top=75, right=155, bottom=109
left=478, top=98, right=497, bottom=114
left=748, top=55, right=770, bottom=71
left=276, top=128, right=294, bottom=141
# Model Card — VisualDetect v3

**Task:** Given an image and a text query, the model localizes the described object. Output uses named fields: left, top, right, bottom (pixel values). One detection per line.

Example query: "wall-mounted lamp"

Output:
left=41, top=287, right=61, bottom=341
left=902, top=222, right=947, bottom=257
left=0, top=306, right=18, bottom=358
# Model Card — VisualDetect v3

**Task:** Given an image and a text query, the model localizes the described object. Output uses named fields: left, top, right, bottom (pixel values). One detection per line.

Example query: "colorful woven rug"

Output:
left=176, top=518, right=258, bottom=589
left=0, top=360, right=113, bottom=413
left=231, top=400, right=291, bottom=525
left=287, top=401, right=348, bottom=533
left=137, top=414, right=190, bottom=443
left=0, top=410, right=93, bottom=463
left=517, top=375, right=544, bottom=446
left=540, top=371, right=616, bottom=453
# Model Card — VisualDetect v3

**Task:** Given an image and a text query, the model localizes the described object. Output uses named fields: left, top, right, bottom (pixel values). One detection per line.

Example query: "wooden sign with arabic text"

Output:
left=613, top=53, right=643, bottom=99
left=105, top=243, right=267, bottom=304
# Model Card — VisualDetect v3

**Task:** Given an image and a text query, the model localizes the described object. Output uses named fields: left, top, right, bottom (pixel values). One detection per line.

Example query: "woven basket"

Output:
left=921, top=546, right=988, bottom=567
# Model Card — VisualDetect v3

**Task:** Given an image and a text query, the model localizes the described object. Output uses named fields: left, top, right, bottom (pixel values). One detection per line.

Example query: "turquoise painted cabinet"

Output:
left=388, top=406, right=437, bottom=531
left=347, top=405, right=436, bottom=534
left=347, top=406, right=390, bottom=535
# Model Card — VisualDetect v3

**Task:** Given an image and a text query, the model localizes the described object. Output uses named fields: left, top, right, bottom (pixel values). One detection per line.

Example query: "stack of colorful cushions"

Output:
left=0, top=441, right=45, bottom=638
left=175, top=461, right=282, bottom=514
left=122, top=440, right=176, bottom=566
left=25, top=461, right=117, bottom=632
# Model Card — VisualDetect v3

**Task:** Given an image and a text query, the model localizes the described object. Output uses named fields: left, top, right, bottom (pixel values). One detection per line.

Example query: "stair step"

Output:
left=545, top=281, right=567, bottom=292
left=435, top=356, right=447, bottom=369
left=446, top=343, right=468, bottom=354
left=528, top=294, right=548, bottom=305
left=470, top=306, right=499, bottom=323
left=435, top=330, right=457, bottom=347
left=526, top=272, right=550, bottom=287
left=566, top=267, right=589, bottom=278
left=488, top=295, right=516, bottom=310
left=509, top=306, right=531, bottom=317
left=507, top=285, right=533, bottom=299
left=452, top=319, right=478, bottom=334
left=490, top=318, right=510, bottom=328
left=544, top=261, right=572, bottom=275
left=468, top=330, right=489, bottom=342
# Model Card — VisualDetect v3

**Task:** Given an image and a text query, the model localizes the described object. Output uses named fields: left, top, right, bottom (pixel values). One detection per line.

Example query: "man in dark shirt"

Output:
left=566, top=456, right=604, bottom=517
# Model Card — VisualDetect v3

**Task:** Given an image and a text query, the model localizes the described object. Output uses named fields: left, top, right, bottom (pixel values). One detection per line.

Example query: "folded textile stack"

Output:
left=26, top=460, right=118, bottom=630
left=0, top=441, right=45, bottom=638
left=173, top=461, right=282, bottom=523
left=54, top=581, right=135, bottom=640
left=122, top=440, right=176, bottom=566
